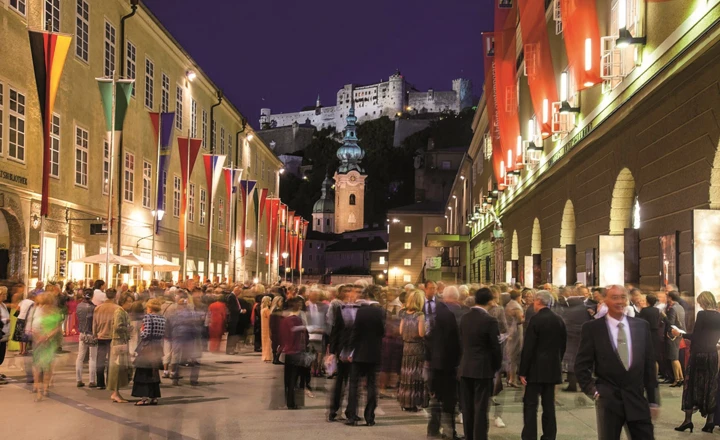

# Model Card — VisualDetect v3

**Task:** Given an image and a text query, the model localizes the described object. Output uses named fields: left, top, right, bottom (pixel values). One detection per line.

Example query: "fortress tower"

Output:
left=333, top=107, right=366, bottom=233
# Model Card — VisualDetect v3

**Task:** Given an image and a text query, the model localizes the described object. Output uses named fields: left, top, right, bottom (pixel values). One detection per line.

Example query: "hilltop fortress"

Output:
left=260, top=71, right=472, bottom=131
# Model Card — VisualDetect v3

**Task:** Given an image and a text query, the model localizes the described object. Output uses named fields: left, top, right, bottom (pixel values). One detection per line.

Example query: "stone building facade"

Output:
left=259, top=71, right=473, bottom=131
left=429, top=0, right=720, bottom=294
left=0, top=0, right=282, bottom=286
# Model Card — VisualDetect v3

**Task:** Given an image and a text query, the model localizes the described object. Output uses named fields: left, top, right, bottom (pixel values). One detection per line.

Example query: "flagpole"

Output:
left=255, top=196, right=261, bottom=282
left=208, top=166, right=214, bottom=284
left=226, top=161, right=233, bottom=284
left=182, top=128, right=190, bottom=281
left=232, top=168, right=242, bottom=283
left=275, top=202, right=281, bottom=284
left=105, top=71, right=117, bottom=285
left=243, top=182, right=249, bottom=283
left=150, top=113, right=161, bottom=281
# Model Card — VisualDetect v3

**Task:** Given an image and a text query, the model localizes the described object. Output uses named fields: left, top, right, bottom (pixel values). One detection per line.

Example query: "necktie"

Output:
left=617, top=322, right=630, bottom=370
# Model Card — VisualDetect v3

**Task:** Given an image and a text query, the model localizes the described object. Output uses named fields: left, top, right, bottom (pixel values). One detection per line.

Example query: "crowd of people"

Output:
left=1, top=276, right=720, bottom=440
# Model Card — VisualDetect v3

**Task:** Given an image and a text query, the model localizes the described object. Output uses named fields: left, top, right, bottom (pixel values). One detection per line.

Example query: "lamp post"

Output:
left=244, top=238, right=253, bottom=282
left=281, top=251, right=289, bottom=282
left=150, top=209, right=164, bottom=280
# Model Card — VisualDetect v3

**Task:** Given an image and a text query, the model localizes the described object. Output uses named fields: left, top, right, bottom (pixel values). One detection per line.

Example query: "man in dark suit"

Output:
left=225, top=287, right=250, bottom=355
left=575, top=285, right=660, bottom=440
left=345, top=289, right=385, bottom=426
left=426, top=286, right=465, bottom=439
left=459, top=287, right=502, bottom=440
left=327, top=285, right=359, bottom=422
left=519, top=290, right=567, bottom=440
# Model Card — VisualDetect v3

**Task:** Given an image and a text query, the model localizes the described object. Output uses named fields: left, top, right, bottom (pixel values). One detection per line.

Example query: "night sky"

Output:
left=144, top=0, right=493, bottom=128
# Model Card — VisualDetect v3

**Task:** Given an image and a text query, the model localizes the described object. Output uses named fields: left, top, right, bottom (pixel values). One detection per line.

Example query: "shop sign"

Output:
left=0, top=170, right=28, bottom=185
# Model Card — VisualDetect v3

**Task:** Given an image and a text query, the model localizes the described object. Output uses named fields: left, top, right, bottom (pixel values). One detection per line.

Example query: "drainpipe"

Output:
left=116, top=0, right=139, bottom=254
left=210, top=91, right=223, bottom=154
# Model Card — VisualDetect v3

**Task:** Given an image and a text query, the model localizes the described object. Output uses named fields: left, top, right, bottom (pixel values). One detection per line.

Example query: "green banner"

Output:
left=97, top=78, right=135, bottom=132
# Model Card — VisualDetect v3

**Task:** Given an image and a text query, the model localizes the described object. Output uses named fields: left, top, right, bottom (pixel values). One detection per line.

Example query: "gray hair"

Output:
left=535, top=290, right=554, bottom=307
left=444, top=286, right=460, bottom=301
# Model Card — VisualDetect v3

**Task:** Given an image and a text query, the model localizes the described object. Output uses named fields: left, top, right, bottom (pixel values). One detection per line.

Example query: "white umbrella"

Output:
left=71, top=252, right=139, bottom=266
left=125, top=253, right=180, bottom=271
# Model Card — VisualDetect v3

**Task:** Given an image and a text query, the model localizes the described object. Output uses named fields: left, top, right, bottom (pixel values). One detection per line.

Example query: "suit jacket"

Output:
left=458, top=308, right=502, bottom=379
left=226, top=295, right=251, bottom=331
left=329, top=303, right=358, bottom=356
left=575, top=316, right=659, bottom=421
left=519, top=307, right=567, bottom=384
left=349, top=303, right=385, bottom=364
left=426, top=301, right=461, bottom=371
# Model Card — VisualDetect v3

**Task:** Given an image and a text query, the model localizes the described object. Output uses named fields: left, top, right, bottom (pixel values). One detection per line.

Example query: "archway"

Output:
left=531, top=218, right=541, bottom=255
left=560, top=200, right=576, bottom=247
left=0, top=206, right=26, bottom=281
left=609, top=168, right=635, bottom=235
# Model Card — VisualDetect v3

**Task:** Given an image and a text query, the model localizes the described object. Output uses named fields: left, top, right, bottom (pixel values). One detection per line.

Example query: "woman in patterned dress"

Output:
left=397, top=289, right=426, bottom=411
left=132, top=298, right=166, bottom=406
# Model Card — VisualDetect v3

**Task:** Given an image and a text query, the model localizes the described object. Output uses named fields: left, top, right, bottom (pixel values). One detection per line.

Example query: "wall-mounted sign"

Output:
left=30, top=245, right=40, bottom=278
left=90, top=223, right=108, bottom=235
left=58, top=248, right=67, bottom=278
left=0, top=170, right=28, bottom=185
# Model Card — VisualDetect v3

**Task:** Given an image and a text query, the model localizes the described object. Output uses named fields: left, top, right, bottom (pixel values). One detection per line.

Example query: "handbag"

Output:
left=324, top=352, right=337, bottom=376
left=81, top=333, right=98, bottom=346
left=294, top=351, right=315, bottom=368
left=133, top=339, right=163, bottom=369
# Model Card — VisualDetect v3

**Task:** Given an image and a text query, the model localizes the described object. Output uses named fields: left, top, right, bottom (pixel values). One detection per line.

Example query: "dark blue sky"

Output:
left=144, top=0, right=492, bottom=128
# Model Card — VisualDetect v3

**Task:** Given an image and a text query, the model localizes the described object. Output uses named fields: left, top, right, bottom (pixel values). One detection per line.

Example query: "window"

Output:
left=124, top=152, right=134, bottom=202
left=160, top=171, right=167, bottom=211
left=317, top=218, right=320, bottom=226
left=10, top=0, right=27, bottom=15
left=173, top=175, right=181, bottom=217
left=74, top=126, right=88, bottom=187
left=404, top=242, right=412, bottom=250
left=75, top=0, right=89, bottom=62
left=190, top=99, right=197, bottom=138
left=218, top=199, right=224, bottom=231
left=441, top=160, right=451, bottom=170
left=200, top=188, right=207, bottom=225
left=103, top=21, right=116, bottom=78
left=220, top=126, right=225, bottom=154
left=8, top=88, right=26, bottom=162
left=404, top=226, right=412, bottom=233
left=142, top=161, right=151, bottom=208
left=404, top=258, right=411, bottom=266
left=349, top=194, right=356, bottom=205
left=160, top=73, right=169, bottom=113
left=103, top=139, right=109, bottom=194
left=144, top=58, right=154, bottom=110
left=0, top=83, right=4, bottom=155
left=403, top=274, right=412, bottom=283
left=201, top=109, right=207, bottom=148
left=126, top=41, right=136, bottom=97
left=326, top=219, right=331, bottom=226
left=49, top=113, right=60, bottom=178
left=212, top=120, right=216, bottom=151
left=175, top=85, right=183, bottom=130
left=188, top=183, right=195, bottom=222
left=379, top=256, right=386, bottom=264
left=45, top=0, right=60, bottom=32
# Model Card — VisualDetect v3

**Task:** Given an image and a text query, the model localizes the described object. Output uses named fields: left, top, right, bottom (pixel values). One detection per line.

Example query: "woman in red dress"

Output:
left=207, top=294, right=227, bottom=352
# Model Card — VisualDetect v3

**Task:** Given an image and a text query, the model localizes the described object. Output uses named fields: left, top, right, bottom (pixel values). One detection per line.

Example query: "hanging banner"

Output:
left=518, top=0, right=559, bottom=138
left=257, top=188, right=269, bottom=224
left=239, top=180, right=257, bottom=257
left=279, top=203, right=287, bottom=259
left=560, top=0, right=602, bottom=90
left=483, top=33, right=506, bottom=189
left=265, top=198, right=280, bottom=265
left=223, top=167, right=241, bottom=245
left=177, top=137, right=202, bottom=250
left=29, top=30, right=72, bottom=217
left=494, top=0, right=521, bottom=173
left=149, top=112, right=176, bottom=220
left=297, top=219, right=309, bottom=271
left=203, top=154, right=227, bottom=249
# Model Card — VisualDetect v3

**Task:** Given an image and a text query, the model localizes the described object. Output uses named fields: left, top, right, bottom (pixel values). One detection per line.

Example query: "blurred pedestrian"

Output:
left=397, top=289, right=427, bottom=412
left=107, top=294, right=133, bottom=403
left=132, top=298, right=165, bottom=406
left=270, top=296, right=285, bottom=364
left=168, top=292, right=202, bottom=386
left=280, top=297, right=307, bottom=409
left=93, top=288, right=121, bottom=390
left=260, top=296, right=272, bottom=362
left=0, top=287, right=9, bottom=384
left=207, top=294, right=227, bottom=353
left=75, top=289, right=97, bottom=388
left=29, top=293, right=63, bottom=401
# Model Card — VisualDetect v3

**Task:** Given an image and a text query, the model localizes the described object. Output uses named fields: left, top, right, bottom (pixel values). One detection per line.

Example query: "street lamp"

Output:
left=391, top=266, right=399, bottom=286
left=150, top=209, right=165, bottom=280
left=281, top=251, right=289, bottom=282
left=245, top=239, right=253, bottom=248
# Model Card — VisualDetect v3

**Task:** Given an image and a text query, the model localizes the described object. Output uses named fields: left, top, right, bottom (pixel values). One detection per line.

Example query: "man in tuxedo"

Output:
left=459, top=287, right=502, bottom=440
left=427, top=286, right=464, bottom=439
left=519, top=290, right=567, bottom=440
left=345, top=289, right=385, bottom=426
left=424, top=280, right=438, bottom=334
left=226, top=287, right=250, bottom=355
left=327, top=284, right=359, bottom=422
left=575, top=285, right=660, bottom=440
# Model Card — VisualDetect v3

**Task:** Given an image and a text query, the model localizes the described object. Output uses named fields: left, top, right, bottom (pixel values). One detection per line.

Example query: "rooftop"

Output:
left=306, top=230, right=342, bottom=241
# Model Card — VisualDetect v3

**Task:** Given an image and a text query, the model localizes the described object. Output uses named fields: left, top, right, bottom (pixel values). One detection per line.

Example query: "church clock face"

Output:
left=350, top=175, right=357, bottom=182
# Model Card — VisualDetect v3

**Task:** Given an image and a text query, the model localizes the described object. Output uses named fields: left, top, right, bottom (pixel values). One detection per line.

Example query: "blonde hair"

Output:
left=0, top=286, right=7, bottom=298
left=270, top=296, right=284, bottom=313
left=697, top=291, right=717, bottom=311
left=261, top=296, right=272, bottom=308
left=405, top=289, right=425, bottom=313
left=146, top=298, right=163, bottom=313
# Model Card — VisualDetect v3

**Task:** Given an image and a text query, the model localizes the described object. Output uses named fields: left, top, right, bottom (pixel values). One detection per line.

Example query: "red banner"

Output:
left=483, top=33, right=506, bottom=189
left=265, top=198, right=280, bottom=265
left=518, top=0, right=558, bottom=138
left=494, top=0, right=521, bottom=173
left=279, top=204, right=287, bottom=259
left=298, top=219, right=309, bottom=272
left=561, top=0, right=602, bottom=91
left=178, top=138, right=202, bottom=250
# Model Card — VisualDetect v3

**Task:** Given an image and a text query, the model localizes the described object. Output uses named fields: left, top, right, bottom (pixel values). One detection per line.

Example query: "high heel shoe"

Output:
left=674, top=422, right=694, bottom=432
left=702, top=422, right=715, bottom=433
left=670, top=380, right=685, bottom=388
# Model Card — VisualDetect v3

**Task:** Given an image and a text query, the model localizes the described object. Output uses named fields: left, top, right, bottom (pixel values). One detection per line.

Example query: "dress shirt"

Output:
left=605, top=313, right=633, bottom=368
left=595, top=303, right=635, bottom=319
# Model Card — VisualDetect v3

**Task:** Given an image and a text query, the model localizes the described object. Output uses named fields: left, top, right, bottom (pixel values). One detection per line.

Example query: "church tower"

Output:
left=334, top=107, right=366, bottom=233
left=312, top=175, right=335, bottom=233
